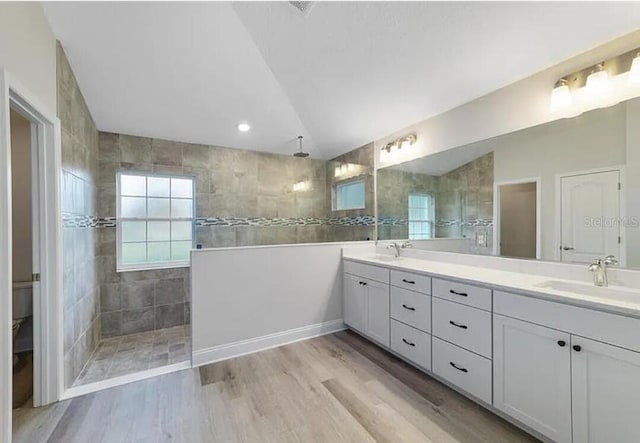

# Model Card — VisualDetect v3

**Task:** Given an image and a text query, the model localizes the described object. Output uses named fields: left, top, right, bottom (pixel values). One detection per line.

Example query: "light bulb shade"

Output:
left=629, top=54, right=640, bottom=86
left=551, top=80, right=572, bottom=110
left=585, top=66, right=610, bottom=97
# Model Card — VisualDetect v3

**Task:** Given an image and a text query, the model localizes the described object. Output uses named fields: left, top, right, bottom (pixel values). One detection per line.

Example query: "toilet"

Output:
left=12, top=281, right=33, bottom=366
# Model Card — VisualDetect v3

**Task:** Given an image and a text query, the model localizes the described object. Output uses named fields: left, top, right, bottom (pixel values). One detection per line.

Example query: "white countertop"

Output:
left=343, top=252, right=640, bottom=318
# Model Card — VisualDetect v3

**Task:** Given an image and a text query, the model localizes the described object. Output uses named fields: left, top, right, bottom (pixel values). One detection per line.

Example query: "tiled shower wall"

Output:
left=96, top=133, right=375, bottom=337
left=58, top=43, right=101, bottom=388
left=377, top=152, right=494, bottom=251
left=97, top=133, right=191, bottom=337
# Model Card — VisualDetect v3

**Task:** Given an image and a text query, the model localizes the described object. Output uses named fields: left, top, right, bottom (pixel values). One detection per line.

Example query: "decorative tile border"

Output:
left=62, top=213, right=101, bottom=229
left=379, top=217, right=493, bottom=227
left=71, top=215, right=377, bottom=229
left=65, top=215, right=490, bottom=229
left=195, top=215, right=376, bottom=227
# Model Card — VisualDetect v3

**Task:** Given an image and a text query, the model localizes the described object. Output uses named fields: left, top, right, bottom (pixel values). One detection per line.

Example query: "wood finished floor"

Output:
left=13, top=330, right=539, bottom=442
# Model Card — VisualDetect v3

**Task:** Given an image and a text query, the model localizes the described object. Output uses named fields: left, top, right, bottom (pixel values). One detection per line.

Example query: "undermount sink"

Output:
left=369, top=254, right=403, bottom=262
left=534, top=280, right=640, bottom=302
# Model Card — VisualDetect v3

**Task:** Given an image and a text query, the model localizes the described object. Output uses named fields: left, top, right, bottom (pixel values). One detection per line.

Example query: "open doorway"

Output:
left=495, top=180, right=540, bottom=259
left=9, top=109, right=35, bottom=409
left=1, top=70, right=63, bottom=441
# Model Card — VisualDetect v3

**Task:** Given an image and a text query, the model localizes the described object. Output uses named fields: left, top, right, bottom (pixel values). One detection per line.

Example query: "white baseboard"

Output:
left=192, top=319, right=346, bottom=367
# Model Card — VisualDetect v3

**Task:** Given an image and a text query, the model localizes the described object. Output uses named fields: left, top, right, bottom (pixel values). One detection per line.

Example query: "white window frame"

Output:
left=333, top=178, right=366, bottom=211
left=408, top=192, right=434, bottom=240
left=116, top=171, right=195, bottom=272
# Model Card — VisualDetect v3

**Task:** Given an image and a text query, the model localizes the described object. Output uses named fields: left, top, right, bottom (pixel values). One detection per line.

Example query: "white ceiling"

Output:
left=43, top=2, right=640, bottom=159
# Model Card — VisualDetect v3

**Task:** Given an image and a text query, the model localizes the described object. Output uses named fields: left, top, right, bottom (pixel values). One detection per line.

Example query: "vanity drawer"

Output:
left=432, top=278, right=492, bottom=311
left=391, top=319, right=431, bottom=370
left=390, top=270, right=431, bottom=295
left=391, top=286, right=431, bottom=332
left=344, top=260, right=389, bottom=284
left=432, top=337, right=492, bottom=404
left=432, top=298, right=492, bottom=358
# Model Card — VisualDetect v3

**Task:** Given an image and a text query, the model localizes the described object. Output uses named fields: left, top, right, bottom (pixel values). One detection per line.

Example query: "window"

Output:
left=334, top=179, right=365, bottom=210
left=408, top=193, right=434, bottom=240
left=117, top=172, right=194, bottom=271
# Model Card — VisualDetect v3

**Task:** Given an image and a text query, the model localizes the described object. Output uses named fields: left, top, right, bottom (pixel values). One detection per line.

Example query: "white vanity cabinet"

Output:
left=494, top=291, right=640, bottom=443
left=343, top=262, right=390, bottom=347
left=571, top=337, right=640, bottom=443
left=493, top=314, right=572, bottom=443
left=343, top=257, right=640, bottom=443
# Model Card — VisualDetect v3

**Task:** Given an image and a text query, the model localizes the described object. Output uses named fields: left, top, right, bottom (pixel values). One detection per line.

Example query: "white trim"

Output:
left=0, top=68, right=63, bottom=443
left=60, top=360, right=191, bottom=400
left=192, top=319, right=346, bottom=367
left=555, top=166, right=625, bottom=265
left=493, top=177, right=542, bottom=259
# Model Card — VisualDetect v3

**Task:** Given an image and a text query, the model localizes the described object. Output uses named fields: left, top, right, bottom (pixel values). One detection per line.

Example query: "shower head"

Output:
left=294, top=135, right=309, bottom=158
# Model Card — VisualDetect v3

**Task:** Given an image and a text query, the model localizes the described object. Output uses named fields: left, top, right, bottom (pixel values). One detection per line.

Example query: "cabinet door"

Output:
left=572, top=337, right=640, bottom=442
left=364, top=279, right=390, bottom=347
left=493, top=314, right=572, bottom=443
left=343, top=273, right=366, bottom=333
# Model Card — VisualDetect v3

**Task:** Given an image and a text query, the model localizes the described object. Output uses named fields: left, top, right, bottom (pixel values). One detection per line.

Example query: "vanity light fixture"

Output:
left=629, top=52, right=640, bottom=87
left=551, top=78, right=572, bottom=110
left=237, top=122, right=251, bottom=132
left=551, top=46, right=640, bottom=117
left=585, top=63, right=610, bottom=98
left=381, top=134, right=417, bottom=161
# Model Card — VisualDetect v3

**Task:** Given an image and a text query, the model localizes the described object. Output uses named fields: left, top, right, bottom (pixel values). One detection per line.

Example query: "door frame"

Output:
left=554, top=166, right=626, bottom=265
left=493, top=177, right=541, bottom=259
left=1, top=68, right=63, bottom=441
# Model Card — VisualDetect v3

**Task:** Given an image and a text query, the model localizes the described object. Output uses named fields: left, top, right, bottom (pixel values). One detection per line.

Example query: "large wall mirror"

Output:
left=377, top=96, right=640, bottom=270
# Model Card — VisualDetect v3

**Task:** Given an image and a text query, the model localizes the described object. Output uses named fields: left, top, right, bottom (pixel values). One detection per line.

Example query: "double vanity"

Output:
left=342, top=249, right=640, bottom=443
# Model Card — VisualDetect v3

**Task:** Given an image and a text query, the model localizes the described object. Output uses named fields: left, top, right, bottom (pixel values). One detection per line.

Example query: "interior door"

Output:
left=560, top=170, right=620, bottom=263
left=493, top=314, right=572, bottom=443
left=571, top=336, right=640, bottom=443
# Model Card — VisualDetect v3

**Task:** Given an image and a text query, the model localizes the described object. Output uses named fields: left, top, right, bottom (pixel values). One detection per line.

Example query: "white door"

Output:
left=560, top=170, right=620, bottom=263
left=493, top=314, right=572, bottom=443
left=571, top=337, right=640, bottom=443
left=364, top=279, right=390, bottom=347
left=343, top=273, right=366, bottom=333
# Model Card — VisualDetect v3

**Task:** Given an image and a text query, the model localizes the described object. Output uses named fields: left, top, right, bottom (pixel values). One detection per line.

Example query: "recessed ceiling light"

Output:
left=237, top=122, right=250, bottom=132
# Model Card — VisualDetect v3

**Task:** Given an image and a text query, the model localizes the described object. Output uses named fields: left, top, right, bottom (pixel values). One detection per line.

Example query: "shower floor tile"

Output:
left=73, top=325, right=190, bottom=387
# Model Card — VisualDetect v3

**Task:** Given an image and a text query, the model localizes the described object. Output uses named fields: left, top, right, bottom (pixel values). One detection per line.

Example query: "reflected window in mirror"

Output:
left=334, top=179, right=365, bottom=210
left=408, top=193, right=434, bottom=239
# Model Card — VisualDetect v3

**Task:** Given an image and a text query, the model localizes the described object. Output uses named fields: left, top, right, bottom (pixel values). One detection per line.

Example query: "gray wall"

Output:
left=58, top=43, right=101, bottom=388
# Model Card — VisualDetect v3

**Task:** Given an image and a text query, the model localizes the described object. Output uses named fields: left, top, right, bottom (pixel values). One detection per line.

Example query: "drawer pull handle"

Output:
left=402, top=338, right=416, bottom=347
left=573, top=345, right=582, bottom=352
left=402, top=279, right=416, bottom=284
left=449, top=320, right=468, bottom=329
left=449, top=289, right=468, bottom=297
left=449, top=362, right=468, bottom=373
left=402, top=304, right=416, bottom=311
left=557, top=340, right=566, bottom=347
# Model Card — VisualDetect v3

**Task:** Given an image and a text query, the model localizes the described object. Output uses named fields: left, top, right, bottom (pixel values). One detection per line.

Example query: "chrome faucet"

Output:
left=588, top=255, right=618, bottom=287
left=387, top=241, right=413, bottom=258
